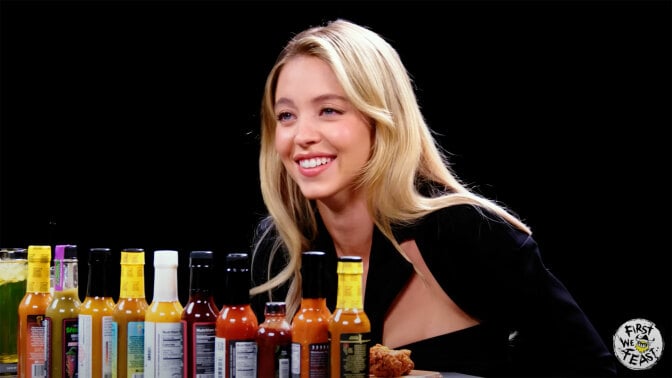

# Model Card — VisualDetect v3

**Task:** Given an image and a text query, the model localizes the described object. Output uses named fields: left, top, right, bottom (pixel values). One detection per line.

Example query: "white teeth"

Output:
left=299, top=157, right=332, bottom=168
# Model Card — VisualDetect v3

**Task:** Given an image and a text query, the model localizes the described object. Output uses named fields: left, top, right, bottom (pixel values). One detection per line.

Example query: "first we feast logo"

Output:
left=613, top=318, right=664, bottom=371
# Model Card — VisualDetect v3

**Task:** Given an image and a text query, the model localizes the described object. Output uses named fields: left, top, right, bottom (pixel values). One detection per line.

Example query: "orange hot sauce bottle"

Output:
left=78, top=247, right=116, bottom=378
left=328, top=256, right=371, bottom=378
left=112, top=248, right=148, bottom=378
left=18, top=245, right=53, bottom=378
left=290, top=251, right=331, bottom=378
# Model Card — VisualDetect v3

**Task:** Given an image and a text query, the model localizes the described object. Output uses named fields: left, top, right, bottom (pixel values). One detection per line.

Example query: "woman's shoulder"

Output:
left=416, top=204, right=536, bottom=255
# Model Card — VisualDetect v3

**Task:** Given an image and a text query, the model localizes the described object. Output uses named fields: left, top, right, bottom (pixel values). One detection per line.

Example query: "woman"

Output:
left=249, top=19, right=617, bottom=376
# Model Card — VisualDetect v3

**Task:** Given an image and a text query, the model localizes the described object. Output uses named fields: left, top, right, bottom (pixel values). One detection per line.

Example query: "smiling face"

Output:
left=273, top=55, right=374, bottom=204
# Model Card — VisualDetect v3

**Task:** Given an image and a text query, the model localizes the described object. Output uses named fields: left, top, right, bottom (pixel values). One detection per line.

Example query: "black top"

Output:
left=250, top=204, right=618, bottom=376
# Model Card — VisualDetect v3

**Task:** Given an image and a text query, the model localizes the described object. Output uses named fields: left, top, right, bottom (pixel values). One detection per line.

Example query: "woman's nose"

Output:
left=294, top=118, right=320, bottom=146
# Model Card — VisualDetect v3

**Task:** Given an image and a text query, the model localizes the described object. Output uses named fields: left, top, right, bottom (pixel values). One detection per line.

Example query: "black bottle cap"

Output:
left=89, top=247, right=111, bottom=263
left=190, top=250, right=214, bottom=266
left=64, top=245, right=78, bottom=259
left=223, top=252, right=251, bottom=305
left=301, top=251, right=326, bottom=298
left=264, top=301, right=287, bottom=315
left=338, top=256, right=362, bottom=263
left=122, top=248, right=145, bottom=253
left=87, top=247, right=112, bottom=297
left=226, top=252, right=249, bottom=271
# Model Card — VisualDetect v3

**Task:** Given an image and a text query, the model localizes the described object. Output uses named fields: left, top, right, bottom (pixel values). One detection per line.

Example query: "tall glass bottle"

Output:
left=182, top=250, right=219, bottom=378
left=144, top=250, right=185, bottom=377
left=18, top=245, right=52, bottom=378
left=112, top=248, right=148, bottom=378
left=290, top=251, right=331, bottom=378
left=328, top=256, right=371, bottom=378
left=45, top=244, right=81, bottom=378
left=78, top=247, right=116, bottom=378
left=214, top=252, right=258, bottom=378
left=257, top=301, right=292, bottom=378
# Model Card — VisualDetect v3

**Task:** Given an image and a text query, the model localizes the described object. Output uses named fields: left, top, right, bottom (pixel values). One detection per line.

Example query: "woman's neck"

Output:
left=317, top=195, right=373, bottom=260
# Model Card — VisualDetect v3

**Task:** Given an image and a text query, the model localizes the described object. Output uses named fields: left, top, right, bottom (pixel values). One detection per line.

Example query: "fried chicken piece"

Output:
left=369, top=343, right=415, bottom=377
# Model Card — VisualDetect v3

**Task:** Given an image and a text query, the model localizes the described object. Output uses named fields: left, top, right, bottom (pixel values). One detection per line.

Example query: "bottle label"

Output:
left=25, top=314, right=48, bottom=377
left=127, top=321, right=145, bottom=375
left=54, top=259, right=64, bottom=291
left=290, top=342, right=329, bottom=378
left=144, top=321, right=186, bottom=377
left=62, top=318, right=79, bottom=378
left=102, top=316, right=117, bottom=378
left=191, top=323, right=216, bottom=377
left=214, top=337, right=257, bottom=378
left=336, top=333, right=371, bottom=377
left=277, top=344, right=291, bottom=378
left=77, top=314, right=92, bottom=376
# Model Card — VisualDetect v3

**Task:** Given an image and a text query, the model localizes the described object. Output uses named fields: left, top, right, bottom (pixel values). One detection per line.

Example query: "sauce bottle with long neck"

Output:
left=144, top=250, right=185, bottom=377
left=18, top=245, right=53, bottom=378
left=112, top=248, right=148, bottom=378
left=78, top=247, right=116, bottom=378
left=328, top=256, right=371, bottom=378
left=45, top=244, right=81, bottom=378
left=182, top=250, right=219, bottom=378
left=290, top=251, right=331, bottom=378
left=214, top=252, right=258, bottom=378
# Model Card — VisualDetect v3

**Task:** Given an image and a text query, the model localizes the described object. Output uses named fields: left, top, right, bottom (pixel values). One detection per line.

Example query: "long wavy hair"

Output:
left=250, top=19, right=530, bottom=319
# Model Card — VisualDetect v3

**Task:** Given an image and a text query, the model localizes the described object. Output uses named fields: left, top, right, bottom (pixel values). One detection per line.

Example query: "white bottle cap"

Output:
left=154, top=250, right=178, bottom=268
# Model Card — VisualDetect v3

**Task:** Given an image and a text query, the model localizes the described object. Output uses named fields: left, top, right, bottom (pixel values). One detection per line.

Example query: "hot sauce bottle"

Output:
left=144, top=250, right=185, bottom=377
left=18, top=245, right=53, bottom=378
left=214, top=252, right=258, bottom=378
left=256, top=301, right=292, bottom=378
left=328, top=256, right=371, bottom=378
left=112, top=248, right=149, bottom=378
left=182, top=250, right=219, bottom=377
left=78, top=247, right=116, bottom=378
left=290, top=251, right=331, bottom=378
left=45, top=244, right=81, bottom=378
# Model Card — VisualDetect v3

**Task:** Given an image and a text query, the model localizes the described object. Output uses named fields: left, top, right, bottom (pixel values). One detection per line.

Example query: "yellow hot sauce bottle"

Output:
left=18, top=245, right=53, bottom=378
left=112, top=248, right=148, bottom=378
left=328, top=256, right=371, bottom=378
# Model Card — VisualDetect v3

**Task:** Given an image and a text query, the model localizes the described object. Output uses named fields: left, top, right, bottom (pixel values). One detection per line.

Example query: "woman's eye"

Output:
left=276, top=112, right=294, bottom=122
left=321, top=108, right=340, bottom=116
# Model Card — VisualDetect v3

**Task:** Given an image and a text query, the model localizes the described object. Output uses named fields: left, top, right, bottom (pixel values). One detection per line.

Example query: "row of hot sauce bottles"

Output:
left=18, top=245, right=370, bottom=378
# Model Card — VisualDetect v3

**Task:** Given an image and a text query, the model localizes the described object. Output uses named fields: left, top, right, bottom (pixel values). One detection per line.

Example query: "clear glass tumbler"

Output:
left=0, top=248, right=28, bottom=371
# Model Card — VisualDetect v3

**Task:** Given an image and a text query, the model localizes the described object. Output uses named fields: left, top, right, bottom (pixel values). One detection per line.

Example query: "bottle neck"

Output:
left=87, top=260, right=111, bottom=297
left=302, top=268, right=324, bottom=299
left=26, top=260, right=50, bottom=293
left=153, top=266, right=179, bottom=302
left=189, top=265, right=214, bottom=296
left=224, top=270, right=250, bottom=305
left=119, top=263, right=146, bottom=299
left=335, top=272, right=364, bottom=310
left=53, top=258, right=78, bottom=292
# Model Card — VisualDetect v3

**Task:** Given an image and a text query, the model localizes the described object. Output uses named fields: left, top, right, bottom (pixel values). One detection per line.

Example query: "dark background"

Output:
left=1, top=1, right=670, bottom=376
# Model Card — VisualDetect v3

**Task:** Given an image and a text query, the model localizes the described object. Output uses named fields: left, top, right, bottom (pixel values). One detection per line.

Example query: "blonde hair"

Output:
left=251, top=19, right=530, bottom=319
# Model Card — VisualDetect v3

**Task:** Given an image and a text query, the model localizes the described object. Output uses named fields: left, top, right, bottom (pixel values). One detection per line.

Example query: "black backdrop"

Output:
left=1, top=1, right=670, bottom=376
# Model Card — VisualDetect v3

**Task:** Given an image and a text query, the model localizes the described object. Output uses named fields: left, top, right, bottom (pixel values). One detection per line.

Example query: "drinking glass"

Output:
left=0, top=248, right=28, bottom=370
